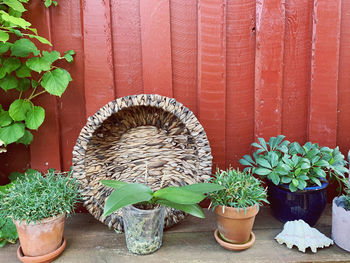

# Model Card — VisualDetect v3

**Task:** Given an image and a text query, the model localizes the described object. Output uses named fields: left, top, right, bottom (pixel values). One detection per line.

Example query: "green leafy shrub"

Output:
left=0, top=0, right=74, bottom=148
left=239, top=135, right=348, bottom=192
left=0, top=170, right=80, bottom=223
left=101, top=180, right=224, bottom=218
left=207, top=168, right=268, bottom=211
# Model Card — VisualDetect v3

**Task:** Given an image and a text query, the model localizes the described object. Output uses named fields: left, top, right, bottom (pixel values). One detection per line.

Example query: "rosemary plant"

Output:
left=0, top=170, right=80, bottom=223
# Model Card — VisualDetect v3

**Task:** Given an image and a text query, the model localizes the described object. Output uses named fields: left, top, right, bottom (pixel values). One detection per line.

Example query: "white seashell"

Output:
left=275, top=220, right=333, bottom=253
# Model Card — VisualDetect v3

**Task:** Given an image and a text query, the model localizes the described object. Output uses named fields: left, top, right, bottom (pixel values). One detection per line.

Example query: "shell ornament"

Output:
left=275, top=220, right=333, bottom=253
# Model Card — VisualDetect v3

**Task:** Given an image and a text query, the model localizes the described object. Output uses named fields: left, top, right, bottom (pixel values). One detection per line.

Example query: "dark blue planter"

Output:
left=267, top=180, right=328, bottom=226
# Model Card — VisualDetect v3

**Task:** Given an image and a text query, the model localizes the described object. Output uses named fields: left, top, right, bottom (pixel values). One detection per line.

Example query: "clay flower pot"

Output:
left=214, top=205, right=258, bottom=244
left=14, top=214, right=66, bottom=257
left=332, top=197, right=350, bottom=252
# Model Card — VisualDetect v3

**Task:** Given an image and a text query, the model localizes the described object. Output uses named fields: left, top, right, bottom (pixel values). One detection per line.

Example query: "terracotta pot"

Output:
left=14, top=214, right=65, bottom=257
left=214, top=205, right=258, bottom=244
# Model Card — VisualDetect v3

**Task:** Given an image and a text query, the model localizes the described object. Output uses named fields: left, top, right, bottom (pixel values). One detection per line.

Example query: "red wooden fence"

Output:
left=1, top=0, right=350, bottom=183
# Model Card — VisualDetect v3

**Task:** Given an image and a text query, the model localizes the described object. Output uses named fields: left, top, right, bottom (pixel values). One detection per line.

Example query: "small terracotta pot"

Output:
left=214, top=205, right=258, bottom=244
left=14, top=214, right=66, bottom=257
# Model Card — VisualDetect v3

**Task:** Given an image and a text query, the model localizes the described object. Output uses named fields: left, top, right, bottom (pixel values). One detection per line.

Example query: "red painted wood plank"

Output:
left=50, top=1, right=86, bottom=171
left=111, top=0, right=143, bottom=98
left=170, top=0, right=198, bottom=114
left=140, top=0, right=173, bottom=97
left=82, top=0, right=115, bottom=117
left=308, top=0, right=341, bottom=147
left=226, top=0, right=255, bottom=168
left=198, top=0, right=226, bottom=169
left=282, top=0, right=312, bottom=144
left=27, top=1, right=61, bottom=172
left=337, top=0, right=350, bottom=154
left=255, top=0, right=285, bottom=140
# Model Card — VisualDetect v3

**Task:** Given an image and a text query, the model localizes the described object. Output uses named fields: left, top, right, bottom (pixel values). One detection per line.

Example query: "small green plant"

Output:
left=239, top=135, right=348, bottom=192
left=101, top=180, right=224, bottom=218
left=342, top=179, right=350, bottom=211
left=0, top=181, right=17, bottom=247
left=0, top=170, right=80, bottom=223
left=207, top=168, right=268, bottom=211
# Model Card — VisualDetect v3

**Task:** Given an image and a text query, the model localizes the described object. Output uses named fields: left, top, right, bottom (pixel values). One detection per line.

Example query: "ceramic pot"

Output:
left=267, top=180, right=328, bottom=226
left=332, top=197, right=350, bottom=252
left=122, top=205, right=165, bottom=255
left=14, top=214, right=65, bottom=257
left=214, top=205, right=258, bottom=244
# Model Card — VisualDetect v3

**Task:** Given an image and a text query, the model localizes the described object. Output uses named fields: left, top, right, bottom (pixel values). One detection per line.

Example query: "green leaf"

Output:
left=311, top=177, right=322, bottom=186
left=268, top=172, right=280, bottom=185
left=16, top=78, right=30, bottom=92
left=281, top=176, right=292, bottom=184
left=31, top=79, right=39, bottom=88
left=11, top=39, right=37, bottom=57
left=300, top=162, right=310, bottom=170
left=52, top=0, right=57, bottom=6
left=0, top=42, right=10, bottom=55
left=154, top=187, right=205, bottom=204
left=16, top=64, right=31, bottom=78
left=3, top=0, right=26, bottom=12
left=0, top=74, right=18, bottom=91
left=156, top=200, right=205, bottom=218
left=254, top=168, right=271, bottom=176
left=44, top=0, right=52, bottom=7
left=292, top=179, right=299, bottom=187
left=258, top=137, right=268, bottom=151
left=0, top=31, right=9, bottom=42
left=313, top=167, right=326, bottom=178
left=0, top=217, right=18, bottom=244
left=256, top=158, right=271, bottom=169
left=0, top=10, right=30, bottom=28
left=180, top=183, right=224, bottom=194
left=9, top=99, right=32, bottom=121
left=0, top=111, right=12, bottom=127
left=297, top=180, right=307, bottom=190
left=42, top=50, right=60, bottom=63
left=25, top=106, right=45, bottom=130
left=17, top=129, right=32, bottom=145
left=63, top=53, right=73, bottom=63
left=103, top=184, right=153, bottom=216
left=289, top=183, right=297, bottom=192
left=29, top=35, right=51, bottom=46
left=3, top=57, right=21, bottom=73
left=0, top=122, right=25, bottom=144
left=26, top=57, right=51, bottom=73
left=8, top=171, right=22, bottom=181
left=100, top=180, right=128, bottom=189
left=41, top=68, right=70, bottom=97
left=65, top=50, right=75, bottom=56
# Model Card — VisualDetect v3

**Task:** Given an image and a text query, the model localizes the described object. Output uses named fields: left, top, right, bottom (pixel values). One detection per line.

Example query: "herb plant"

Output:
left=207, top=168, right=268, bottom=211
left=0, top=170, right=80, bottom=223
left=101, top=180, right=224, bottom=218
left=0, top=0, right=74, bottom=149
left=239, top=135, right=348, bottom=192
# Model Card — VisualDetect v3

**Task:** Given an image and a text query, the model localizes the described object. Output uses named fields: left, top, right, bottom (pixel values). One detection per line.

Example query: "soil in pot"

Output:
left=332, top=196, right=350, bottom=252
left=14, top=214, right=65, bottom=257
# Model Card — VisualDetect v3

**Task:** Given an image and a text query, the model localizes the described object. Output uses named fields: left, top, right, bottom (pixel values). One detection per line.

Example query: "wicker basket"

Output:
left=72, top=94, right=212, bottom=230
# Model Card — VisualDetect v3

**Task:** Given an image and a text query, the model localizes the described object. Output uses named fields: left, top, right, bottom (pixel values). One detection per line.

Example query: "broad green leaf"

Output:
left=27, top=27, right=37, bottom=35
left=16, top=78, right=30, bottom=92
left=42, top=50, right=60, bottom=63
left=180, top=183, right=224, bottom=194
left=270, top=152, right=279, bottom=167
left=297, top=174, right=309, bottom=180
left=281, top=176, right=292, bottom=184
left=65, top=50, right=75, bottom=56
left=0, top=74, right=18, bottom=91
left=103, top=184, right=153, bottom=216
left=268, top=172, right=280, bottom=185
left=313, top=167, right=326, bottom=178
left=0, top=31, right=9, bottom=42
left=44, top=0, right=52, bottom=7
left=154, top=187, right=205, bottom=204
left=8, top=7, right=22, bottom=18
left=3, top=0, right=26, bottom=12
left=256, top=158, right=271, bottom=169
left=31, top=79, right=39, bottom=88
left=17, top=129, right=33, bottom=145
left=292, top=179, right=299, bottom=187
left=239, top=158, right=253, bottom=167
left=300, top=162, right=310, bottom=170
left=0, top=111, right=12, bottom=127
left=289, top=183, right=297, bottom=192
left=297, top=180, right=307, bottom=190
left=0, top=10, right=30, bottom=28
left=11, top=39, right=37, bottom=57
left=258, top=137, right=268, bottom=151
left=9, top=99, right=32, bottom=121
left=25, top=106, right=45, bottom=130
left=16, top=64, right=31, bottom=78
left=63, top=53, right=73, bottom=63
left=295, top=168, right=301, bottom=176
left=8, top=171, right=22, bottom=181
left=254, top=168, right=271, bottom=176
left=26, top=57, right=51, bottom=73
left=41, top=68, right=70, bottom=97
left=0, top=122, right=25, bottom=144
left=29, top=35, right=52, bottom=46
left=0, top=42, right=10, bottom=55
left=100, top=180, right=128, bottom=189
left=156, top=200, right=205, bottom=218
left=311, top=177, right=322, bottom=186
left=315, top=160, right=329, bottom=168
left=3, top=57, right=21, bottom=73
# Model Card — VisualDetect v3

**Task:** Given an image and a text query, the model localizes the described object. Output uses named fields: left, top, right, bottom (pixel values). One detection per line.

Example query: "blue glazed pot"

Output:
left=267, top=180, right=328, bottom=226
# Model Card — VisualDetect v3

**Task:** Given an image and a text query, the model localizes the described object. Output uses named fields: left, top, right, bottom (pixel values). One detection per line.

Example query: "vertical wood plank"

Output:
left=170, top=0, right=198, bottom=114
left=27, top=1, right=61, bottom=171
left=198, top=0, right=226, bottom=169
left=111, top=0, right=144, bottom=98
left=50, top=1, right=86, bottom=171
left=140, top=0, right=173, bottom=97
left=226, top=0, right=255, bottom=168
left=337, top=0, right=350, bottom=153
left=308, top=0, right=341, bottom=147
left=82, top=0, right=115, bottom=117
left=255, top=0, right=285, bottom=140
left=282, top=0, right=312, bottom=143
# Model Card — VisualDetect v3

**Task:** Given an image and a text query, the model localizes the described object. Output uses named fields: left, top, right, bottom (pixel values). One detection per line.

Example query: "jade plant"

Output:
left=208, top=168, right=268, bottom=211
left=101, top=180, right=224, bottom=218
left=0, top=0, right=74, bottom=149
left=239, top=135, right=348, bottom=192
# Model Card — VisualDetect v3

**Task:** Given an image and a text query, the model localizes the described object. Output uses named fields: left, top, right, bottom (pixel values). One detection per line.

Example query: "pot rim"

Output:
left=214, top=204, right=258, bottom=218
left=14, top=213, right=66, bottom=226
left=332, top=196, right=350, bottom=213
left=268, top=178, right=328, bottom=193
left=123, top=204, right=165, bottom=214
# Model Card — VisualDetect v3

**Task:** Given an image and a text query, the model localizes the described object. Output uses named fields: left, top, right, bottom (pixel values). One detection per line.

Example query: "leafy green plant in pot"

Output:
left=101, top=180, right=224, bottom=255
left=0, top=170, right=80, bottom=261
left=208, top=168, right=268, bottom=251
left=239, top=135, right=348, bottom=225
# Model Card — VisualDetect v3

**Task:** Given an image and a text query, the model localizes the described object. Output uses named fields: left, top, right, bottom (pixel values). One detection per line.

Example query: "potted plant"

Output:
left=0, top=170, right=80, bottom=262
left=240, top=135, right=348, bottom=226
left=207, top=168, right=268, bottom=251
left=101, top=180, right=223, bottom=255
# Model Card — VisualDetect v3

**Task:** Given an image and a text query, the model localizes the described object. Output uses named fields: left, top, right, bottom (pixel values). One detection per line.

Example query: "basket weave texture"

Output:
left=72, top=94, right=212, bottom=230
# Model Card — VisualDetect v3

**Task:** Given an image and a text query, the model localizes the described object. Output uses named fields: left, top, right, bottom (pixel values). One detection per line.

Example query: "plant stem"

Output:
left=29, top=90, right=46, bottom=100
